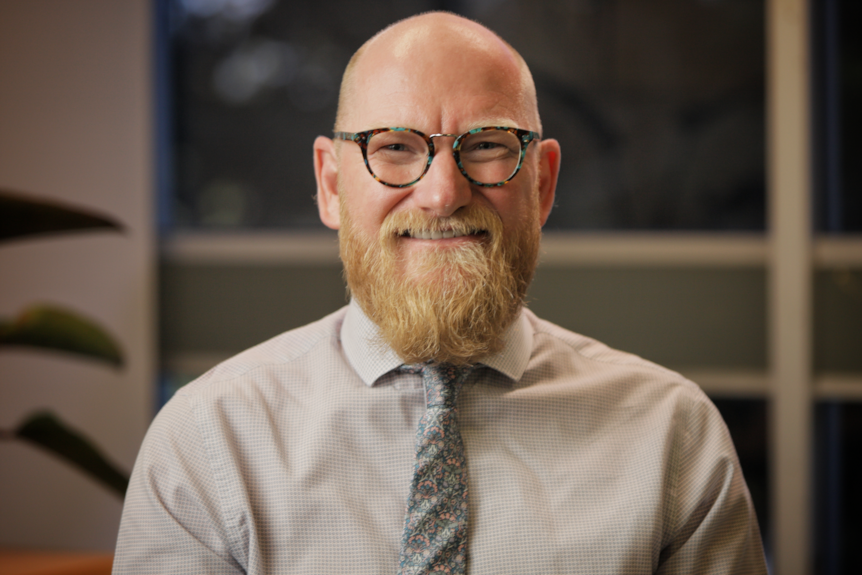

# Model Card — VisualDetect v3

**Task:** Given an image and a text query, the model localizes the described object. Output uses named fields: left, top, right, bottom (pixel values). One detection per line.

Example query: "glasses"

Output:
left=333, top=126, right=541, bottom=188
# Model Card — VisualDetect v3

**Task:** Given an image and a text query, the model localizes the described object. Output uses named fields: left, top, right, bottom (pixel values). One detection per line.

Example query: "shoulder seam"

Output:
left=177, top=308, right=347, bottom=395
left=529, top=319, right=690, bottom=385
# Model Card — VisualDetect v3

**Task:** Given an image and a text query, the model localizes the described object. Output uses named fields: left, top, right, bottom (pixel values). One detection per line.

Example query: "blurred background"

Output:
left=0, top=0, right=859, bottom=574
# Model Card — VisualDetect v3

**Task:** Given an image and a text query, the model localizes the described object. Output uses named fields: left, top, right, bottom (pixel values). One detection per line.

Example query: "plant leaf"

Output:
left=14, top=411, right=129, bottom=498
left=0, top=188, right=123, bottom=242
left=0, top=305, right=124, bottom=367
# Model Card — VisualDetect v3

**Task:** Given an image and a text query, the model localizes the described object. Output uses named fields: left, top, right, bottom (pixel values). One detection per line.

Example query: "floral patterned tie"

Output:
left=398, top=363, right=473, bottom=575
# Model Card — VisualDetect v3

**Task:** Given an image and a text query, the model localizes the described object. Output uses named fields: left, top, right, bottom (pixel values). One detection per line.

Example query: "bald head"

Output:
left=335, top=12, right=541, bottom=133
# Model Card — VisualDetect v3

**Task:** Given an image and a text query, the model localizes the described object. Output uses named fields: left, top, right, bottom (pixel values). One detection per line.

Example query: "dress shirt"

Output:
left=114, top=300, right=767, bottom=574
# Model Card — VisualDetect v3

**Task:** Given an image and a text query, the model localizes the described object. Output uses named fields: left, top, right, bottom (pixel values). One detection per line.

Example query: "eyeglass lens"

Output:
left=365, top=129, right=523, bottom=186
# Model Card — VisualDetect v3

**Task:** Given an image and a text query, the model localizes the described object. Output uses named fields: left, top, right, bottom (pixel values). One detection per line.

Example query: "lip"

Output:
left=397, top=231, right=488, bottom=252
left=398, top=229, right=487, bottom=240
left=402, top=234, right=479, bottom=243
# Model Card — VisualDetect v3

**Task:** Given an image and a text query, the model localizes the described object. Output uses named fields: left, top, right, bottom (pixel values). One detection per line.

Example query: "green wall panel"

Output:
left=528, top=266, right=767, bottom=369
left=814, top=269, right=862, bottom=372
left=161, top=263, right=862, bottom=372
left=160, top=264, right=347, bottom=354
left=161, top=263, right=769, bottom=369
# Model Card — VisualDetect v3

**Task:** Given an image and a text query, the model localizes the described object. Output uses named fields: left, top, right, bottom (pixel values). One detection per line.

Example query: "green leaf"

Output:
left=0, top=305, right=124, bottom=367
left=14, top=411, right=129, bottom=498
left=0, top=188, right=123, bottom=243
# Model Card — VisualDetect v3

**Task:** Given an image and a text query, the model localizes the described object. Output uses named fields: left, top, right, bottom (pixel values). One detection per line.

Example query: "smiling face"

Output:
left=314, top=13, right=560, bottom=364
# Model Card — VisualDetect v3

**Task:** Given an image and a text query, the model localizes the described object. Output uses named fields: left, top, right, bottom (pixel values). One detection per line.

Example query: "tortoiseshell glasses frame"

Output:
left=333, top=126, right=541, bottom=188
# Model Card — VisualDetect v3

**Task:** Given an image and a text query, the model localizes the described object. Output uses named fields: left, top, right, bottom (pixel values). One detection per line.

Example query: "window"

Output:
left=158, top=1, right=862, bottom=572
left=165, top=0, right=765, bottom=230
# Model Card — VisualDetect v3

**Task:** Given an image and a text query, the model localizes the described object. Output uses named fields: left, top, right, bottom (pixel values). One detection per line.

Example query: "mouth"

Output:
left=398, top=227, right=488, bottom=240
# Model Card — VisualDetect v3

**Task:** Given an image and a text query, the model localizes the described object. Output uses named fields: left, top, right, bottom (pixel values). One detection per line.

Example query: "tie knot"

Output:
left=401, top=363, right=473, bottom=409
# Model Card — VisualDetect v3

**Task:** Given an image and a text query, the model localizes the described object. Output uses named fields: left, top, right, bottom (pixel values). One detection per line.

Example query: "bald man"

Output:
left=115, top=13, right=767, bottom=575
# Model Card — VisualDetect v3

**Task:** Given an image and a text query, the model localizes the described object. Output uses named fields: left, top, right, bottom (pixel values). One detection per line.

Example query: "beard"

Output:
left=339, top=195, right=541, bottom=366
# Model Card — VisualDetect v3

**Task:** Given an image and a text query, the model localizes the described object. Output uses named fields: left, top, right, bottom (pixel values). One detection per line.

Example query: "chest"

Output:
left=224, top=388, right=670, bottom=574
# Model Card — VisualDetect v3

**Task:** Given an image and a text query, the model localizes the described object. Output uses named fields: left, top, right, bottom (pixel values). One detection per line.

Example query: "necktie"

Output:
left=398, top=363, right=473, bottom=575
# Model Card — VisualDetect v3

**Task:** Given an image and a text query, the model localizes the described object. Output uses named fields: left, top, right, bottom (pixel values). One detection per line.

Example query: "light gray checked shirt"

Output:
left=114, top=301, right=767, bottom=574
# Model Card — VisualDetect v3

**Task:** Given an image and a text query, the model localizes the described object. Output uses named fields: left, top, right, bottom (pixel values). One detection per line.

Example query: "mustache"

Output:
left=378, top=204, right=504, bottom=242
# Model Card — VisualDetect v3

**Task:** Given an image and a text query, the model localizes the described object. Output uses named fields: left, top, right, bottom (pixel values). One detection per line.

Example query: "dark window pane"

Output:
left=814, top=0, right=861, bottom=232
left=815, top=401, right=862, bottom=575
left=841, top=0, right=862, bottom=231
left=479, top=0, right=766, bottom=230
left=166, top=0, right=765, bottom=231
left=710, top=398, right=770, bottom=555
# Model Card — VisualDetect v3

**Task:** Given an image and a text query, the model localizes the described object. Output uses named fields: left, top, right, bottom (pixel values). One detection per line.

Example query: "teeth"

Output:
left=408, top=228, right=474, bottom=239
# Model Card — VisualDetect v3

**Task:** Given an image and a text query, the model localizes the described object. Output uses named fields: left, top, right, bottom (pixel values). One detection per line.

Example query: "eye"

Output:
left=461, top=137, right=519, bottom=159
left=473, top=141, right=502, bottom=150
left=368, top=131, right=427, bottom=157
left=384, top=143, right=412, bottom=152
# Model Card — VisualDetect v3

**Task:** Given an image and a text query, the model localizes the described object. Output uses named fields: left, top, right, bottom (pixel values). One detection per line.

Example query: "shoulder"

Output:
left=144, top=305, right=354, bottom=469
left=517, top=309, right=721, bottom=434
left=523, top=309, right=702, bottom=392
left=519, top=309, right=743, bottom=494
left=176, top=305, right=350, bottom=399
left=152, top=306, right=355, bottom=439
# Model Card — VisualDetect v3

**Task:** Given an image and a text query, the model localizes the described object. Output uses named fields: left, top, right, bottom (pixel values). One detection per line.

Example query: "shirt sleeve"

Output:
left=113, top=391, right=245, bottom=575
left=656, top=391, right=768, bottom=574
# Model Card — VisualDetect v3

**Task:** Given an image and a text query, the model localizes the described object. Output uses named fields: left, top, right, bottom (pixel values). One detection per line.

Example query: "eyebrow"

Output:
left=464, top=117, right=521, bottom=130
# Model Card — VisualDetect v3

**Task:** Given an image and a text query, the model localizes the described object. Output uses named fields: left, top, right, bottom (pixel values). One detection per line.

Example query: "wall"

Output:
left=0, top=0, right=154, bottom=551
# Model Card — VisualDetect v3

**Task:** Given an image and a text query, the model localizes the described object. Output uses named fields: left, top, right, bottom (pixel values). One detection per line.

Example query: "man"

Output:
left=114, top=12, right=766, bottom=574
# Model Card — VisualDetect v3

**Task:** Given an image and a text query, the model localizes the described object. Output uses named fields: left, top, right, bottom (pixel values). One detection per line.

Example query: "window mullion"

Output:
left=768, top=0, right=814, bottom=573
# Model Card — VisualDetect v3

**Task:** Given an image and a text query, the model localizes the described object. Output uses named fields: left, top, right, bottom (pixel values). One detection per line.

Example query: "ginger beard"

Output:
left=339, top=189, right=542, bottom=366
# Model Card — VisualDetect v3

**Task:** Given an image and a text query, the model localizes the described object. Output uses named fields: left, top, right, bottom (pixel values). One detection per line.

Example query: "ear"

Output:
left=535, top=138, right=561, bottom=226
left=314, top=135, right=341, bottom=230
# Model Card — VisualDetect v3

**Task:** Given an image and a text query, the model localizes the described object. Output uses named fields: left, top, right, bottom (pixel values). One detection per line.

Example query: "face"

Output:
left=314, top=15, right=560, bottom=364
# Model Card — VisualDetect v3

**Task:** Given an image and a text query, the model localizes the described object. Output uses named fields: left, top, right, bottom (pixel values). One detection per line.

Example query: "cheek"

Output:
left=340, top=183, right=406, bottom=239
left=484, top=185, right=538, bottom=234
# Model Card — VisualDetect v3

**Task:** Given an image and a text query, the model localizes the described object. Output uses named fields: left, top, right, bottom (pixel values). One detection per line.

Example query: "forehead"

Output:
left=343, top=22, right=532, bottom=132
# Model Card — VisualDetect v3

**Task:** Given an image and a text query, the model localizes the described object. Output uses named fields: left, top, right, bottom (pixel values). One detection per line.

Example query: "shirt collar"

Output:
left=341, top=298, right=533, bottom=387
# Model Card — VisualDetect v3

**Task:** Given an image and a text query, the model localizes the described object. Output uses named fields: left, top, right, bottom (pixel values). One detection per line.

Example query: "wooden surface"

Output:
left=0, top=550, right=113, bottom=575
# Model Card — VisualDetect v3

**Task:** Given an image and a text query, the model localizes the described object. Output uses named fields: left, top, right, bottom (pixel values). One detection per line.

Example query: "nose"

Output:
left=410, top=138, right=472, bottom=218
